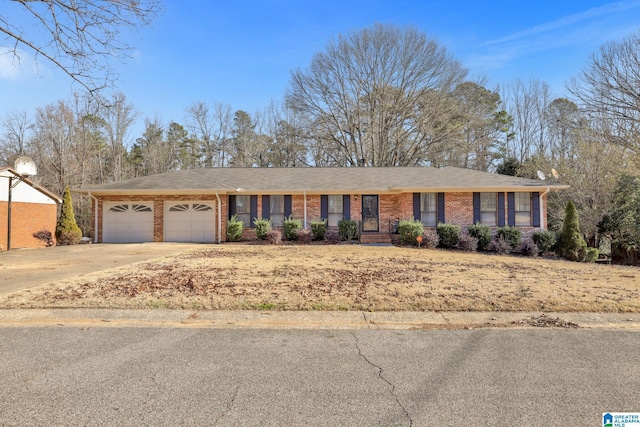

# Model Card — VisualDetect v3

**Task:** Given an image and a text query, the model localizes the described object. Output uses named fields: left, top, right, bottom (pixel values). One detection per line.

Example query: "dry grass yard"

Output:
left=1, top=245, right=638, bottom=312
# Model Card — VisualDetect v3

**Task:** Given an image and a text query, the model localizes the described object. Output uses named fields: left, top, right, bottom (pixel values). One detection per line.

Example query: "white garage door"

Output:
left=103, top=202, right=154, bottom=243
left=164, top=202, right=215, bottom=243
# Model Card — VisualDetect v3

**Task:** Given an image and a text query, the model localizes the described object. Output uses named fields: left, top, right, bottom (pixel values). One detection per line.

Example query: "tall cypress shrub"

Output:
left=55, top=186, right=82, bottom=245
left=556, top=200, right=587, bottom=262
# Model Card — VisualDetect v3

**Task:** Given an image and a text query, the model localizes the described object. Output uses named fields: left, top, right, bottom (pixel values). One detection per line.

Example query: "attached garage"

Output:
left=164, top=202, right=215, bottom=243
left=103, top=202, right=154, bottom=243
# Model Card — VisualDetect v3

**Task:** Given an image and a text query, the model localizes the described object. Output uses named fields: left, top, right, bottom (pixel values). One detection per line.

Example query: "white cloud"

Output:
left=484, top=0, right=640, bottom=46
left=0, top=46, right=42, bottom=80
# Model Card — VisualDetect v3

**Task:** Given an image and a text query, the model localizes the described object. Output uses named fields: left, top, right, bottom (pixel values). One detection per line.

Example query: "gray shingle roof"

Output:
left=76, top=166, right=567, bottom=195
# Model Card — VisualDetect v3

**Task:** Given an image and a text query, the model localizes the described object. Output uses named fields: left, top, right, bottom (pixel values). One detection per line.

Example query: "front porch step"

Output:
left=360, top=233, right=393, bottom=244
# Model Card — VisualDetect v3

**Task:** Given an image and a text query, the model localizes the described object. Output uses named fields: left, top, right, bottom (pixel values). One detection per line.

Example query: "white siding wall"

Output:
left=0, top=171, right=58, bottom=204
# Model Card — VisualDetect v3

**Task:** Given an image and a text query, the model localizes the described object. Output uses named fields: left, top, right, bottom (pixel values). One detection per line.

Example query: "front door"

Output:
left=361, top=195, right=379, bottom=232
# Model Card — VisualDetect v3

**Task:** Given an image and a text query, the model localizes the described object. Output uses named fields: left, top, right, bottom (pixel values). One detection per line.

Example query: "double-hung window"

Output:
left=328, top=195, right=343, bottom=227
left=235, top=195, right=251, bottom=227
left=270, top=195, right=285, bottom=227
left=420, top=193, right=437, bottom=227
left=480, top=193, right=497, bottom=226
left=515, top=193, right=531, bottom=226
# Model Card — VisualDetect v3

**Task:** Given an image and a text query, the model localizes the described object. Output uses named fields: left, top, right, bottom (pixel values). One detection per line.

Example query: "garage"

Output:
left=103, top=202, right=154, bottom=243
left=164, top=202, right=215, bottom=243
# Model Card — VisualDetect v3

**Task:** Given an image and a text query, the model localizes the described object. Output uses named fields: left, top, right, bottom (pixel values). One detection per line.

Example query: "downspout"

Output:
left=540, top=187, right=550, bottom=230
left=303, top=191, right=307, bottom=229
left=88, top=192, right=99, bottom=243
left=215, top=191, right=222, bottom=244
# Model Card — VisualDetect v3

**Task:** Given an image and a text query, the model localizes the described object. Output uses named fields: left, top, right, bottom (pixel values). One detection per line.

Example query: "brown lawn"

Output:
left=1, top=245, right=639, bottom=312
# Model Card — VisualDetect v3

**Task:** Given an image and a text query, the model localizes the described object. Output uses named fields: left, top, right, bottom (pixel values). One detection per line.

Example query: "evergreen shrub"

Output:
left=283, top=217, right=303, bottom=240
left=227, top=215, right=243, bottom=242
left=254, top=218, right=272, bottom=240
left=310, top=219, right=327, bottom=241
left=55, top=186, right=82, bottom=245
left=496, top=226, right=522, bottom=249
left=398, top=219, right=424, bottom=246
left=468, top=223, right=491, bottom=251
left=338, top=219, right=358, bottom=241
left=436, top=223, right=460, bottom=249
left=532, top=230, right=556, bottom=254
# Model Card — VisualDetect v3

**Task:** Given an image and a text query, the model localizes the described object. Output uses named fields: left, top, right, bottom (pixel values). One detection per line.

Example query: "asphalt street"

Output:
left=1, top=327, right=638, bottom=426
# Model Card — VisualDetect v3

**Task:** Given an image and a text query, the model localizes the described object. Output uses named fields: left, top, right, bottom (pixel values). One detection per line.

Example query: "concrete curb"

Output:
left=0, top=309, right=639, bottom=330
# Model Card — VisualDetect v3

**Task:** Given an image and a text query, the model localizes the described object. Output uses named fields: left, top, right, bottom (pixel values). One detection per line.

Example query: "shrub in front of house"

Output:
left=436, top=223, right=460, bottom=249
left=496, top=226, right=522, bottom=249
left=468, top=223, right=491, bottom=251
left=421, top=230, right=439, bottom=249
left=324, top=230, right=341, bottom=244
left=556, top=201, right=589, bottom=262
left=398, top=218, right=424, bottom=246
left=297, top=228, right=313, bottom=243
left=254, top=218, right=272, bottom=240
left=283, top=216, right=303, bottom=240
left=310, top=219, right=327, bottom=241
left=532, top=230, right=556, bottom=254
left=338, top=219, right=358, bottom=241
left=457, top=233, right=478, bottom=252
left=266, top=229, right=282, bottom=245
left=520, top=240, right=539, bottom=257
left=55, top=186, right=82, bottom=245
left=583, top=247, right=599, bottom=263
left=33, top=229, right=55, bottom=247
left=227, top=215, right=243, bottom=242
left=490, top=235, right=512, bottom=254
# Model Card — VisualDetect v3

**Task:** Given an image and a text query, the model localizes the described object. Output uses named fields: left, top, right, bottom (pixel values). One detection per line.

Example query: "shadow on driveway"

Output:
left=0, top=243, right=210, bottom=294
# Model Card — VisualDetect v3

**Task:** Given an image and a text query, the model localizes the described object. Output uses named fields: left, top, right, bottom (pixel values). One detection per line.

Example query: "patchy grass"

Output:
left=1, top=245, right=639, bottom=312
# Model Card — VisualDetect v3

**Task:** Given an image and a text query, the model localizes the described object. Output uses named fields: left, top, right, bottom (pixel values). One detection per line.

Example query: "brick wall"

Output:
left=0, top=201, right=58, bottom=249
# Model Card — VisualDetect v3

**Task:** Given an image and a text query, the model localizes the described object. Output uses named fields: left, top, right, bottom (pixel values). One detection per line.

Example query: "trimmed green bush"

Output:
left=496, top=226, right=522, bottom=249
left=227, top=215, right=243, bottom=242
left=254, top=218, right=272, bottom=240
left=283, top=216, right=303, bottom=240
left=468, top=223, right=491, bottom=251
left=55, top=186, right=82, bottom=245
left=532, top=230, right=556, bottom=254
left=398, top=218, right=424, bottom=246
left=583, top=247, right=599, bottom=263
left=436, top=223, right=460, bottom=249
left=310, top=219, right=327, bottom=241
left=556, top=201, right=588, bottom=262
left=338, top=219, right=358, bottom=241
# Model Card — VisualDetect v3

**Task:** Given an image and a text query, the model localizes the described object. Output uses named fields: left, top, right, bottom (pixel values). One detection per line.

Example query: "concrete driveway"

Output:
left=0, top=243, right=209, bottom=294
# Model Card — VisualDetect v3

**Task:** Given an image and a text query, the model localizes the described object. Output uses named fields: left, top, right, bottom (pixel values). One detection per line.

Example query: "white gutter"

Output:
left=540, top=187, right=550, bottom=230
left=88, top=191, right=99, bottom=243
left=215, top=191, right=222, bottom=244
left=303, top=191, right=308, bottom=228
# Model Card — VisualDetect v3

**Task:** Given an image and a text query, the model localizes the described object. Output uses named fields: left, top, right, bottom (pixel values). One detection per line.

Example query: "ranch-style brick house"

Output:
left=75, top=167, right=567, bottom=244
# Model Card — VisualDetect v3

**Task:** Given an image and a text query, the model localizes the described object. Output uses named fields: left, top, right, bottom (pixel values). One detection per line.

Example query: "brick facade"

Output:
left=95, top=191, right=549, bottom=243
left=0, top=201, right=58, bottom=249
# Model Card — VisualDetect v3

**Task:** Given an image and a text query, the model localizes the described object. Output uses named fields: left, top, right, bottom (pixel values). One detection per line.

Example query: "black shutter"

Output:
left=320, top=195, right=328, bottom=220
left=532, top=192, right=540, bottom=227
left=250, top=195, right=258, bottom=227
left=284, top=195, right=292, bottom=218
left=437, top=193, right=445, bottom=224
left=499, top=192, right=507, bottom=226
left=343, top=195, right=351, bottom=220
left=507, top=192, right=515, bottom=226
left=262, top=195, right=270, bottom=220
left=228, top=195, right=236, bottom=219
left=473, top=192, right=481, bottom=224
left=413, top=193, right=421, bottom=221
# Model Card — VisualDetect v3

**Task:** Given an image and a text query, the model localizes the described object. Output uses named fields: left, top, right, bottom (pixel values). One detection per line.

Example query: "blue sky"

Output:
left=2, top=0, right=640, bottom=141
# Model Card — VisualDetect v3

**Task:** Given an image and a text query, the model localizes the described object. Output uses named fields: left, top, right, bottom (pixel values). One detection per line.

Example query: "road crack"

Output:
left=352, top=333, right=413, bottom=426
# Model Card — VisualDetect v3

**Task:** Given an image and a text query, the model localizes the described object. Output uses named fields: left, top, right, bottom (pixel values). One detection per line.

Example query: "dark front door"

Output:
left=361, top=195, right=379, bottom=232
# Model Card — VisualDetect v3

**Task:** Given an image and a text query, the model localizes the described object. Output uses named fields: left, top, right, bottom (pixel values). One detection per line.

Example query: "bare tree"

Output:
left=287, top=23, right=467, bottom=167
left=0, top=111, right=33, bottom=166
left=100, top=92, right=137, bottom=181
left=501, top=78, right=552, bottom=161
left=185, top=101, right=234, bottom=167
left=0, top=0, right=161, bottom=93
left=568, top=31, right=640, bottom=156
